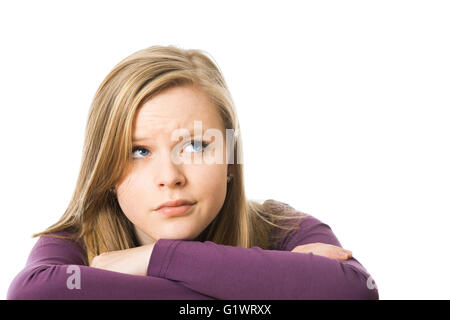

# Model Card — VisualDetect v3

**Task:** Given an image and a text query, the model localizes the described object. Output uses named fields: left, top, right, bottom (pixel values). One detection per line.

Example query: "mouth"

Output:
left=155, top=203, right=195, bottom=217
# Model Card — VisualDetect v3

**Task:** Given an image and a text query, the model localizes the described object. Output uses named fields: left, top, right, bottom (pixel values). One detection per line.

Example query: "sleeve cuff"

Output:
left=147, top=239, right=182, bottom=278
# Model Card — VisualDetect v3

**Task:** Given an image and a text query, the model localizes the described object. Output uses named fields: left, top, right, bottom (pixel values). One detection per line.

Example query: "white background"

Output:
left=1, top=0, right=449, bottom=300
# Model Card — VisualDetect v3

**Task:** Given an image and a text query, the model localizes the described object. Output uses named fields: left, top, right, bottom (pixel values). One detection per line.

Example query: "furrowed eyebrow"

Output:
left=132, top=128, right=207, bottom=142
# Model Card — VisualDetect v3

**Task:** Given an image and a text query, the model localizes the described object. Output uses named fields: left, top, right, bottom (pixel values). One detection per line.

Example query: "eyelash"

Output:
left=131, top=140, right=209, bottom=159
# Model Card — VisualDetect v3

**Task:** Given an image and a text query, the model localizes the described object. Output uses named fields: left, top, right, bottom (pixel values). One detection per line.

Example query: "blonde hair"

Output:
left=32, top=45, right=309, bottom=265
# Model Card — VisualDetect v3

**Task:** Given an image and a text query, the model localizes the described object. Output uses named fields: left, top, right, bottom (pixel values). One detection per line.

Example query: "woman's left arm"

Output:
left=92, top=216, right=379, bottom=300
left=145, top=216, right=379, bottom=300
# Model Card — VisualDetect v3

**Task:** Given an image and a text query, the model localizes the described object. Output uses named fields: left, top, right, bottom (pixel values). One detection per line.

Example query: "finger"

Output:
left=337, top=251, right=349, bottom=260
left=336, top=247, right=352, bottom=257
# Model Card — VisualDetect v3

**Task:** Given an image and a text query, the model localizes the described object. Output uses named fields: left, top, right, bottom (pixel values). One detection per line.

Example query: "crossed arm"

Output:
left=7, top=216, right=379, bottom=299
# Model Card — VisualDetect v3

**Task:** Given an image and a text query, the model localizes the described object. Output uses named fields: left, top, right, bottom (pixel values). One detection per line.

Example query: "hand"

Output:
left=291, top=242, right=353, bottom=261
left=90, top=243, right=155, bottom=276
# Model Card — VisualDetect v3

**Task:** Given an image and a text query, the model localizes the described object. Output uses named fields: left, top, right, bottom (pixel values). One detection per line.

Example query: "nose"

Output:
left=154, top=149, right=186, bottom=188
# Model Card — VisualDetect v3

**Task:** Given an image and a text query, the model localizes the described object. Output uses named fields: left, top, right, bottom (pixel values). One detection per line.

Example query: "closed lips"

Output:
left=155, top=199, right=196, bottom=210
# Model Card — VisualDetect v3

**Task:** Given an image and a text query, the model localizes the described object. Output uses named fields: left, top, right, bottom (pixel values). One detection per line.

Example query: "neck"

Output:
left=133, top=225, right=157, bottom=246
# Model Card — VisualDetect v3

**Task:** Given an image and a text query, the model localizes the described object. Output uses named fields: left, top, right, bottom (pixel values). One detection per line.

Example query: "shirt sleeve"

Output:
left=7, top=233, right=213, bottom=300
left=147, top=215, right=380, bottom=300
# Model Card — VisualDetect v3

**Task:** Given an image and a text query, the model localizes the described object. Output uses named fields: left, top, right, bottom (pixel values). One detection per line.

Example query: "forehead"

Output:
left=133, top=85, right=224, bottom=141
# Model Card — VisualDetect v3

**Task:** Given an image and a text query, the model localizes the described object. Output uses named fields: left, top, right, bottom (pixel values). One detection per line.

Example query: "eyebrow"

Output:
left=132, top=128, right=207, bottom=142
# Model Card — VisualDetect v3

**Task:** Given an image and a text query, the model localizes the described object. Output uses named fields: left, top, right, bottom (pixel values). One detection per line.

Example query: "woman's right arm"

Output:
left=7, top=234, right=213, bottom=300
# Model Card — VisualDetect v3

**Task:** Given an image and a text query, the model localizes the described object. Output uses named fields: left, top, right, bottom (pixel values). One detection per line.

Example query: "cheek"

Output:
left=191, top=164, right=228, bottom=210
left=115, top=174, right=149, bottom=223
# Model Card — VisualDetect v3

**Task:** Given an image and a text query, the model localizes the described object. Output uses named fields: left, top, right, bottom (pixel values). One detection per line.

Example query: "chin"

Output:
left=158, top=229, right=196, bottom=241
left=158, top=220, right=203, bottom=240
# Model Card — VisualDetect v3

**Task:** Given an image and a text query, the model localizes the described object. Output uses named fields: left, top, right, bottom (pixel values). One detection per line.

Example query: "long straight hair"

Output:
left=32, top=45, right=309, bottom=265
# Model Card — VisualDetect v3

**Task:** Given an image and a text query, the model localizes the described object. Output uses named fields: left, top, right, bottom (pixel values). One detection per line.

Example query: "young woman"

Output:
left=7, top=45, right=378, bottom=300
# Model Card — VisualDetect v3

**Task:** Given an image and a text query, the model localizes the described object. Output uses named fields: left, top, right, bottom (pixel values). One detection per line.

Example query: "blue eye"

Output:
left=131, top=146, right=150, bottom=159
left=184, top=140, right=209, bottom=153
left=131, top=140, right=209, bottom=159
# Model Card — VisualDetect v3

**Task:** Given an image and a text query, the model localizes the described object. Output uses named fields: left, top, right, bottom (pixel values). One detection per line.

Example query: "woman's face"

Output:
left=115, top=85, right=230, bottom=245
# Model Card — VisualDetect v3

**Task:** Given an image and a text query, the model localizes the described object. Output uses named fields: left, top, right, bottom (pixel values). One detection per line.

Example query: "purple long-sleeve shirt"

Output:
left=7, top=202, right=379, bottom=300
